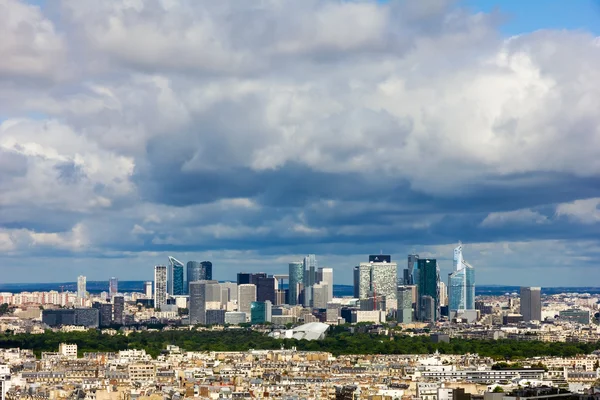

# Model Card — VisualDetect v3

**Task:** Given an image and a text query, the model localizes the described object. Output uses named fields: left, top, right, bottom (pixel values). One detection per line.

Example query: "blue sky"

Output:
left=463, top=0, right=600, bottom=35
left=0, top=0, right=599, bottom=286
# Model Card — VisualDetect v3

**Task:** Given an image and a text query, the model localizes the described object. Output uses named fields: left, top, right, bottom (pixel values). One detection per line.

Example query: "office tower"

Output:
left=206, top=309, right=226, bottom=325
left=187, top=261, right=213, bottom=292
left=238, top=284, right=257, bottom=317
left=77, top=275, right=86, bottom=299
left=144, top=281, right=153, bottom=298
left=288, top=262, right=304, bottom=305
left=189, top=280, right=220, bottom=325
left=354, top=264, right=371, bottom=299
left=448, top=242, right=475, bottom=312
left=407, top=254, right=419, bottom=285
left=439, top=281, right=448, bottom=307
left=250, top=301, right=272, bottom=324
left=420, top=295, right=435, bottom=322
left=256, top=276, right=276, bottom=303
left=237, top=272, right=267, bottom=286
left=220, top=282, right=238, bottom=302
left=397, top=286, right=413, bottom=324
left=369, top=257, right=398, bottom=310
left=520, top=287, right=542, bottom=322
left=109, top=277, right=118, bottom=298
left=93, top=302, right=113, bottom=327
left=417, top=258, right=440, bottom=321
left=303, top=254, right=317, bottom=307
left=369, top=255, right=391, bottom=263
left=354, top=256, right=398, bottom=310
left=312, top=283, right=329, bottom=309
left=167, top=256, right=185, bottom=296
left=154, top=265, right=168, bottom=310
left=113, top=296, right=124, bottom=324
left=318, top=267, right=334, bottom=303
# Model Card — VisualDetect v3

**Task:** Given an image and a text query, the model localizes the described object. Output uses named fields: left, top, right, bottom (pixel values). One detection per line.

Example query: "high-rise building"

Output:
left=448, top=242, right=475, bottom=312
left=318, top=267, right=334, bottom=303
left=303, top=255, right=317, bottom=307
left=439, top=281, right=448, bottom=307
left=250, top=301, right=272, bottom=324
left=406, top=254, right=419, bottom=285
left=144, top=281, right=153, bottom=298
left=113, top=296, right=124, bottom=325
left=93, top=302, right=113, bottom=327
left=168, top=257, right=185, bottom=296
left=154, top=265, right=168, bottom=310
left=420, top=295, right=435, bottom=322
left=256, top=276, right=276, bottom=303
left=237, top=272, right=266, bottom=286
left=288, top=262, right=304, bottom=305
left=520, top=287, right=542, bottom=322
left=354, top=256, right=398, bottom=310
left=312, top=283, right=329, bottom=309
left=220, top=282, right=238, bottom=303
left=417, top=258, right=440, bottom=321
left=77, top=275, right=86, bottom=299
left=397, top=286, right=413, bottom=324
left=354, top=264, right=371, bottom=299
left=189, top=280, right=220, bottom=325
left=187, top=261, right=213, bottom=292
left=109, top=277, right=118, bottom=298
left=238, top=284, right=257, bottom=318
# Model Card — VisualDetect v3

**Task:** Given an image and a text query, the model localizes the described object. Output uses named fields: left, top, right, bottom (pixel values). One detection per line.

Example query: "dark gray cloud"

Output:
left=0, top=0, right=598, bottom=285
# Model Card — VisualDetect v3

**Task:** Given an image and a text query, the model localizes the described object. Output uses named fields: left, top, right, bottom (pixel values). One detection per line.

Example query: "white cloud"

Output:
left=481, top=209, right=549, bottom=227
left=556, top=198, right=600, bottom=224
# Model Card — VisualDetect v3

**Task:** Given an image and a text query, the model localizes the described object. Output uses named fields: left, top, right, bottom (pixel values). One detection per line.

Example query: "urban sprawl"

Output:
left=0, top=244, right=599, bottom=400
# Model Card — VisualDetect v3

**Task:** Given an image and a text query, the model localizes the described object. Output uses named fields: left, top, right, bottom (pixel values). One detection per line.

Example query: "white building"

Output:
left=77, top=276, right=86, bottom=299
left=144, top=281, right=153, bottom=298
left=318, top=267, right=334, bottom=303
left=58, top=343, right=77, bottom=359
left=238, top=284, right=257, bottom=319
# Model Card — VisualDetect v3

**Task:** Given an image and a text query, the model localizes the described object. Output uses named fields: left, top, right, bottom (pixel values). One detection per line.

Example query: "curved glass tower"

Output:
left=288, top=262, right=304, bottom=305
left=168, top=256, right=185, bottom=296
left=448, top=242, right=475, bottom=311
left=187, top=261, right=213, bottom=293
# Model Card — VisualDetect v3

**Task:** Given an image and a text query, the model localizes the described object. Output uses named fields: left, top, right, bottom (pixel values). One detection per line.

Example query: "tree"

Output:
left=493, top=386, right=504, bottom=393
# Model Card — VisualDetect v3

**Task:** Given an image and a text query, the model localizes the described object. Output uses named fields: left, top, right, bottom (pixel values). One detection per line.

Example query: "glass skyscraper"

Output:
left=353, top=256, right=398, bottom=310
left=303, top=254, right=317, bottom=307
left=168, top=256, right=185, bottom=296
left=288, top=262, right=304, bottom=305
left=448, top=243, right=475, bottom=312
left=417, top=258, right=440, bottom=321
left=187, top=261, right=213, bottom=293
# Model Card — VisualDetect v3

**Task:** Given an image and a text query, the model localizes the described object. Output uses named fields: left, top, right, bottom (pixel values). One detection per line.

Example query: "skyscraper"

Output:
left=354, top=256, right=398, bottom=310
left=520, top=287, right=542, bottom=322
left=77, top=275, right=86, bottom=299
left=318, top=267, right=334, bottom=303
left=256, top=276, right=276, bottom=303
left=113, top=296, right=124, bottom=324
left=397, top=286, right=413, bottom=324
left=144, top=281, right=153, bottom=298
left=417, top=258, right=440, bottom=321
left=189, top=280, right=220, bottom=325
left=168, top=257, right=185, bottom=296
left=312, top=283, right=329, bottom=309
left=288, top=262, right=304, bottom=306
left=448, top=242, right=475, bottom=312
left=303, top=255, right=317, bottom=307
left=405, top=254, right=419, bottom=285
left=187, top=261, right=213, bottom=292
left=109, top=277, right=118, bottom=298
left=154, top=265, right=168, bottom=310
left=238, top=284, right=257, bottom=318
left=236, top=272, right=266, bottom=286
left=250, top=301, right=272, bottom=324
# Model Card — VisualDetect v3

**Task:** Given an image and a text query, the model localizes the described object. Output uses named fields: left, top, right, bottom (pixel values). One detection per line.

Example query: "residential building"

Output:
left=154, top=265, right=168, bottom=310
left=109, top=277, right=118, bottom=298
left=113, top=296, right=124, bottom=324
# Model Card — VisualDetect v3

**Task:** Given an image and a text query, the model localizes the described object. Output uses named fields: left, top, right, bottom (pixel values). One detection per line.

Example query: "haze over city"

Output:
left=1, top=0, right=600, bottom=286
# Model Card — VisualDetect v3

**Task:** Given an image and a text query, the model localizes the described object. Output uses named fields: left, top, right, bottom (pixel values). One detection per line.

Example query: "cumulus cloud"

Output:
left=0, top=0, right=599, bottom=283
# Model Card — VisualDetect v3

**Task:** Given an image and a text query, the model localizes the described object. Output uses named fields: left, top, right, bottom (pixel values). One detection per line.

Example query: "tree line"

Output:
left=0, top=329, right=599, bottom=359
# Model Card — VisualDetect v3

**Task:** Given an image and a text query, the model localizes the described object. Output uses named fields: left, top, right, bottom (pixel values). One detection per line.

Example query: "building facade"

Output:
left=448, top=243, right=475, bottom=312
left=167, top=256, right=185, bottom=296
left=288, top=262, right=304, bottom=306
left=77, top=275, right=86, bottom=299
left=154, top=265, right=168, bottom=310
left=520, top=287, right=542, bottom=322
left=237, top=284, right=257, bottom=318
left=417, top=258, right=440, bottom=321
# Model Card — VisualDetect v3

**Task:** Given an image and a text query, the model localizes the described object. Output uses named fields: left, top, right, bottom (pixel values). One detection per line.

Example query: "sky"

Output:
left=0, top=0, right=599, bottom=286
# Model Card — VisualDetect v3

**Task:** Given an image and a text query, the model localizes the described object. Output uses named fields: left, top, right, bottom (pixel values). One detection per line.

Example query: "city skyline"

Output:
left=1, top=0, right=599, bottom=286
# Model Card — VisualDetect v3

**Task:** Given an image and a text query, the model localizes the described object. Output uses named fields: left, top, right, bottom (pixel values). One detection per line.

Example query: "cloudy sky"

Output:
left=1, top=0, right=599, bottom=286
